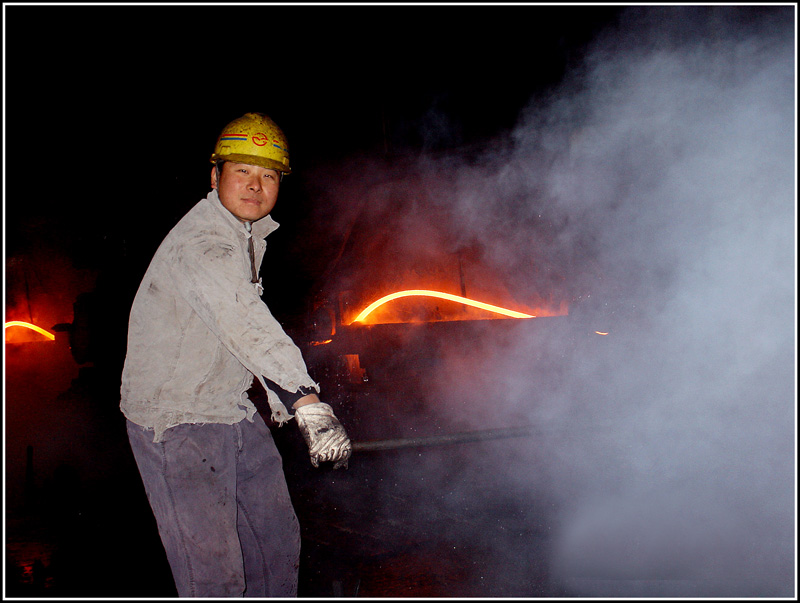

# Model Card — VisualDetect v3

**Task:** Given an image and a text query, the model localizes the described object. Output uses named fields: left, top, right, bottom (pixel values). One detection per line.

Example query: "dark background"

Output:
left=4, top=3, right=622, bottom=323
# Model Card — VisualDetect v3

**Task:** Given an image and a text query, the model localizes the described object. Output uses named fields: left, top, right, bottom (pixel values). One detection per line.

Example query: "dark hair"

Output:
left=215, top=160, right=226, bottom=179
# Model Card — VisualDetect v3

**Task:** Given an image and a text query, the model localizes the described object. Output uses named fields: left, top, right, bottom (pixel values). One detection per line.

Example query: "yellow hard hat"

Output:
left=210, top=112, right=291, bottom=174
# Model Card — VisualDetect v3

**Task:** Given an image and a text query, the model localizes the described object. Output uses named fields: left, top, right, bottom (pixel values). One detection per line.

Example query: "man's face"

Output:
left=211, top=161, right=280, bottom=223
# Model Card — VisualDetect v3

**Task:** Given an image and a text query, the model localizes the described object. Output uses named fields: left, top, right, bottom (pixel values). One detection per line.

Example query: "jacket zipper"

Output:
left=245, top=222, right=259, bottom=284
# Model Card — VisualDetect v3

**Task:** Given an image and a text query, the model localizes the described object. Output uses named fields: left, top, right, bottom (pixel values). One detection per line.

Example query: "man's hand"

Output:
left=294, top=401, right=352, bottom=469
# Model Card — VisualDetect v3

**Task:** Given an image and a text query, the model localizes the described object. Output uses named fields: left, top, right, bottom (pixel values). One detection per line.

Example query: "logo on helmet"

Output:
left=252, top=133, right=269, bottom=147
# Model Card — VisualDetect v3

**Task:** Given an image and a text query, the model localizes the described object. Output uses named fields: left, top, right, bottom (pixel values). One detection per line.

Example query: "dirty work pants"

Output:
left=126, top=414, right=301, bottom=597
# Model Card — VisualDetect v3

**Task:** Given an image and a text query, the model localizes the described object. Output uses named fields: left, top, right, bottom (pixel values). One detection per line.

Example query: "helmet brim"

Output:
left=210, top=152, right=292, bottom=175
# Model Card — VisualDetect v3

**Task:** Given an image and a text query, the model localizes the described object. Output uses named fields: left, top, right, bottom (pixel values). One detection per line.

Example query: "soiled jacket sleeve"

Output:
left=168, top=229, right=317, bottom=398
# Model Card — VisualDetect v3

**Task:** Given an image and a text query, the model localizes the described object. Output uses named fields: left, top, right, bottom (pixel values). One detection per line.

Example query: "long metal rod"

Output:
left=352, top=425, right=537, bottom=452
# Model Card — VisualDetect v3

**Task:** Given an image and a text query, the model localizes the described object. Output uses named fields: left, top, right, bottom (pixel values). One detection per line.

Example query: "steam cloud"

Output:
left=308, top=6, right=795, bottom=597
left=471, top=7, right=795, bottom=596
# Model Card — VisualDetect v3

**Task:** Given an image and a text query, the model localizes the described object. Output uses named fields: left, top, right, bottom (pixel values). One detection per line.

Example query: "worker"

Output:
left=120, top=112, right=351, bottom=597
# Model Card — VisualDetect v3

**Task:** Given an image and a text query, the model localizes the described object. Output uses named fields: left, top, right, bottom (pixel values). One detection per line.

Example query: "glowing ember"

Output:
left=595, top=331, right=609, bottom=336
left=352, top=290, right=536, bottom=324
left=4, top=321, right=56, bottom=341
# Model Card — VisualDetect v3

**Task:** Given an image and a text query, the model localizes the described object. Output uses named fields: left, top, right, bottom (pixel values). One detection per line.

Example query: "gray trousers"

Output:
left=126, top=413, right=301, bottom=597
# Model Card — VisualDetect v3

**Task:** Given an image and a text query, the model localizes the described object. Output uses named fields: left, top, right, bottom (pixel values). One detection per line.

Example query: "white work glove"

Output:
left=294, top=402, right=352, bottom=469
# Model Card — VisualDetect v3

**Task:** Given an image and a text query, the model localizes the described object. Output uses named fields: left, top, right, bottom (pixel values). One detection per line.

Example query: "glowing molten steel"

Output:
left=352, top=289, right=536, bottom=323
left=4, top=321, right=56, bottom=341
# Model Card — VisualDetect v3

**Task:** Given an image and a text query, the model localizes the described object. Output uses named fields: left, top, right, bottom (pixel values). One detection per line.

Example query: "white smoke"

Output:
left=426, top=6, right=796, bottom=596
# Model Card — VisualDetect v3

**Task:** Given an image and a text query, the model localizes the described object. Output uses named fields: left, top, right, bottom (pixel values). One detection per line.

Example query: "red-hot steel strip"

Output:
left=5, top=321, right=56, bottom=341
left=351, top=289, right=535, bottom=323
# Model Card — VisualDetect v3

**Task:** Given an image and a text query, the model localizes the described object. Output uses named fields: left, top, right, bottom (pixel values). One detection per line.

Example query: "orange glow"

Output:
left=352, top=290, right=536, bottom=324
left=5, top=321, right=56, bottom=341
left=595, top=331, right=609, bottom=336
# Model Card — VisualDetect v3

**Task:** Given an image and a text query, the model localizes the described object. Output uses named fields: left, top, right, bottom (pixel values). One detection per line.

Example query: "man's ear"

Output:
left=210, top=165, right=219, bottom=189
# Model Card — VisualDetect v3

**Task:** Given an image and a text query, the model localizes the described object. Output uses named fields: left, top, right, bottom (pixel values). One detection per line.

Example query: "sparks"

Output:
left=351, top=290, right=536, bottom=323
left=5, top=321, right=56, bottom=341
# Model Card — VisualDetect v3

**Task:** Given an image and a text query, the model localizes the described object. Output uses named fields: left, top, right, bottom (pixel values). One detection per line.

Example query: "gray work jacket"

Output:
left=120, top=190, right=318, bottom=442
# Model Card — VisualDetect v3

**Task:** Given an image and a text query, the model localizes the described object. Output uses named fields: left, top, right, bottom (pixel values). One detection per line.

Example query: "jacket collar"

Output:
left=206, top=189, right=280, bottom=239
